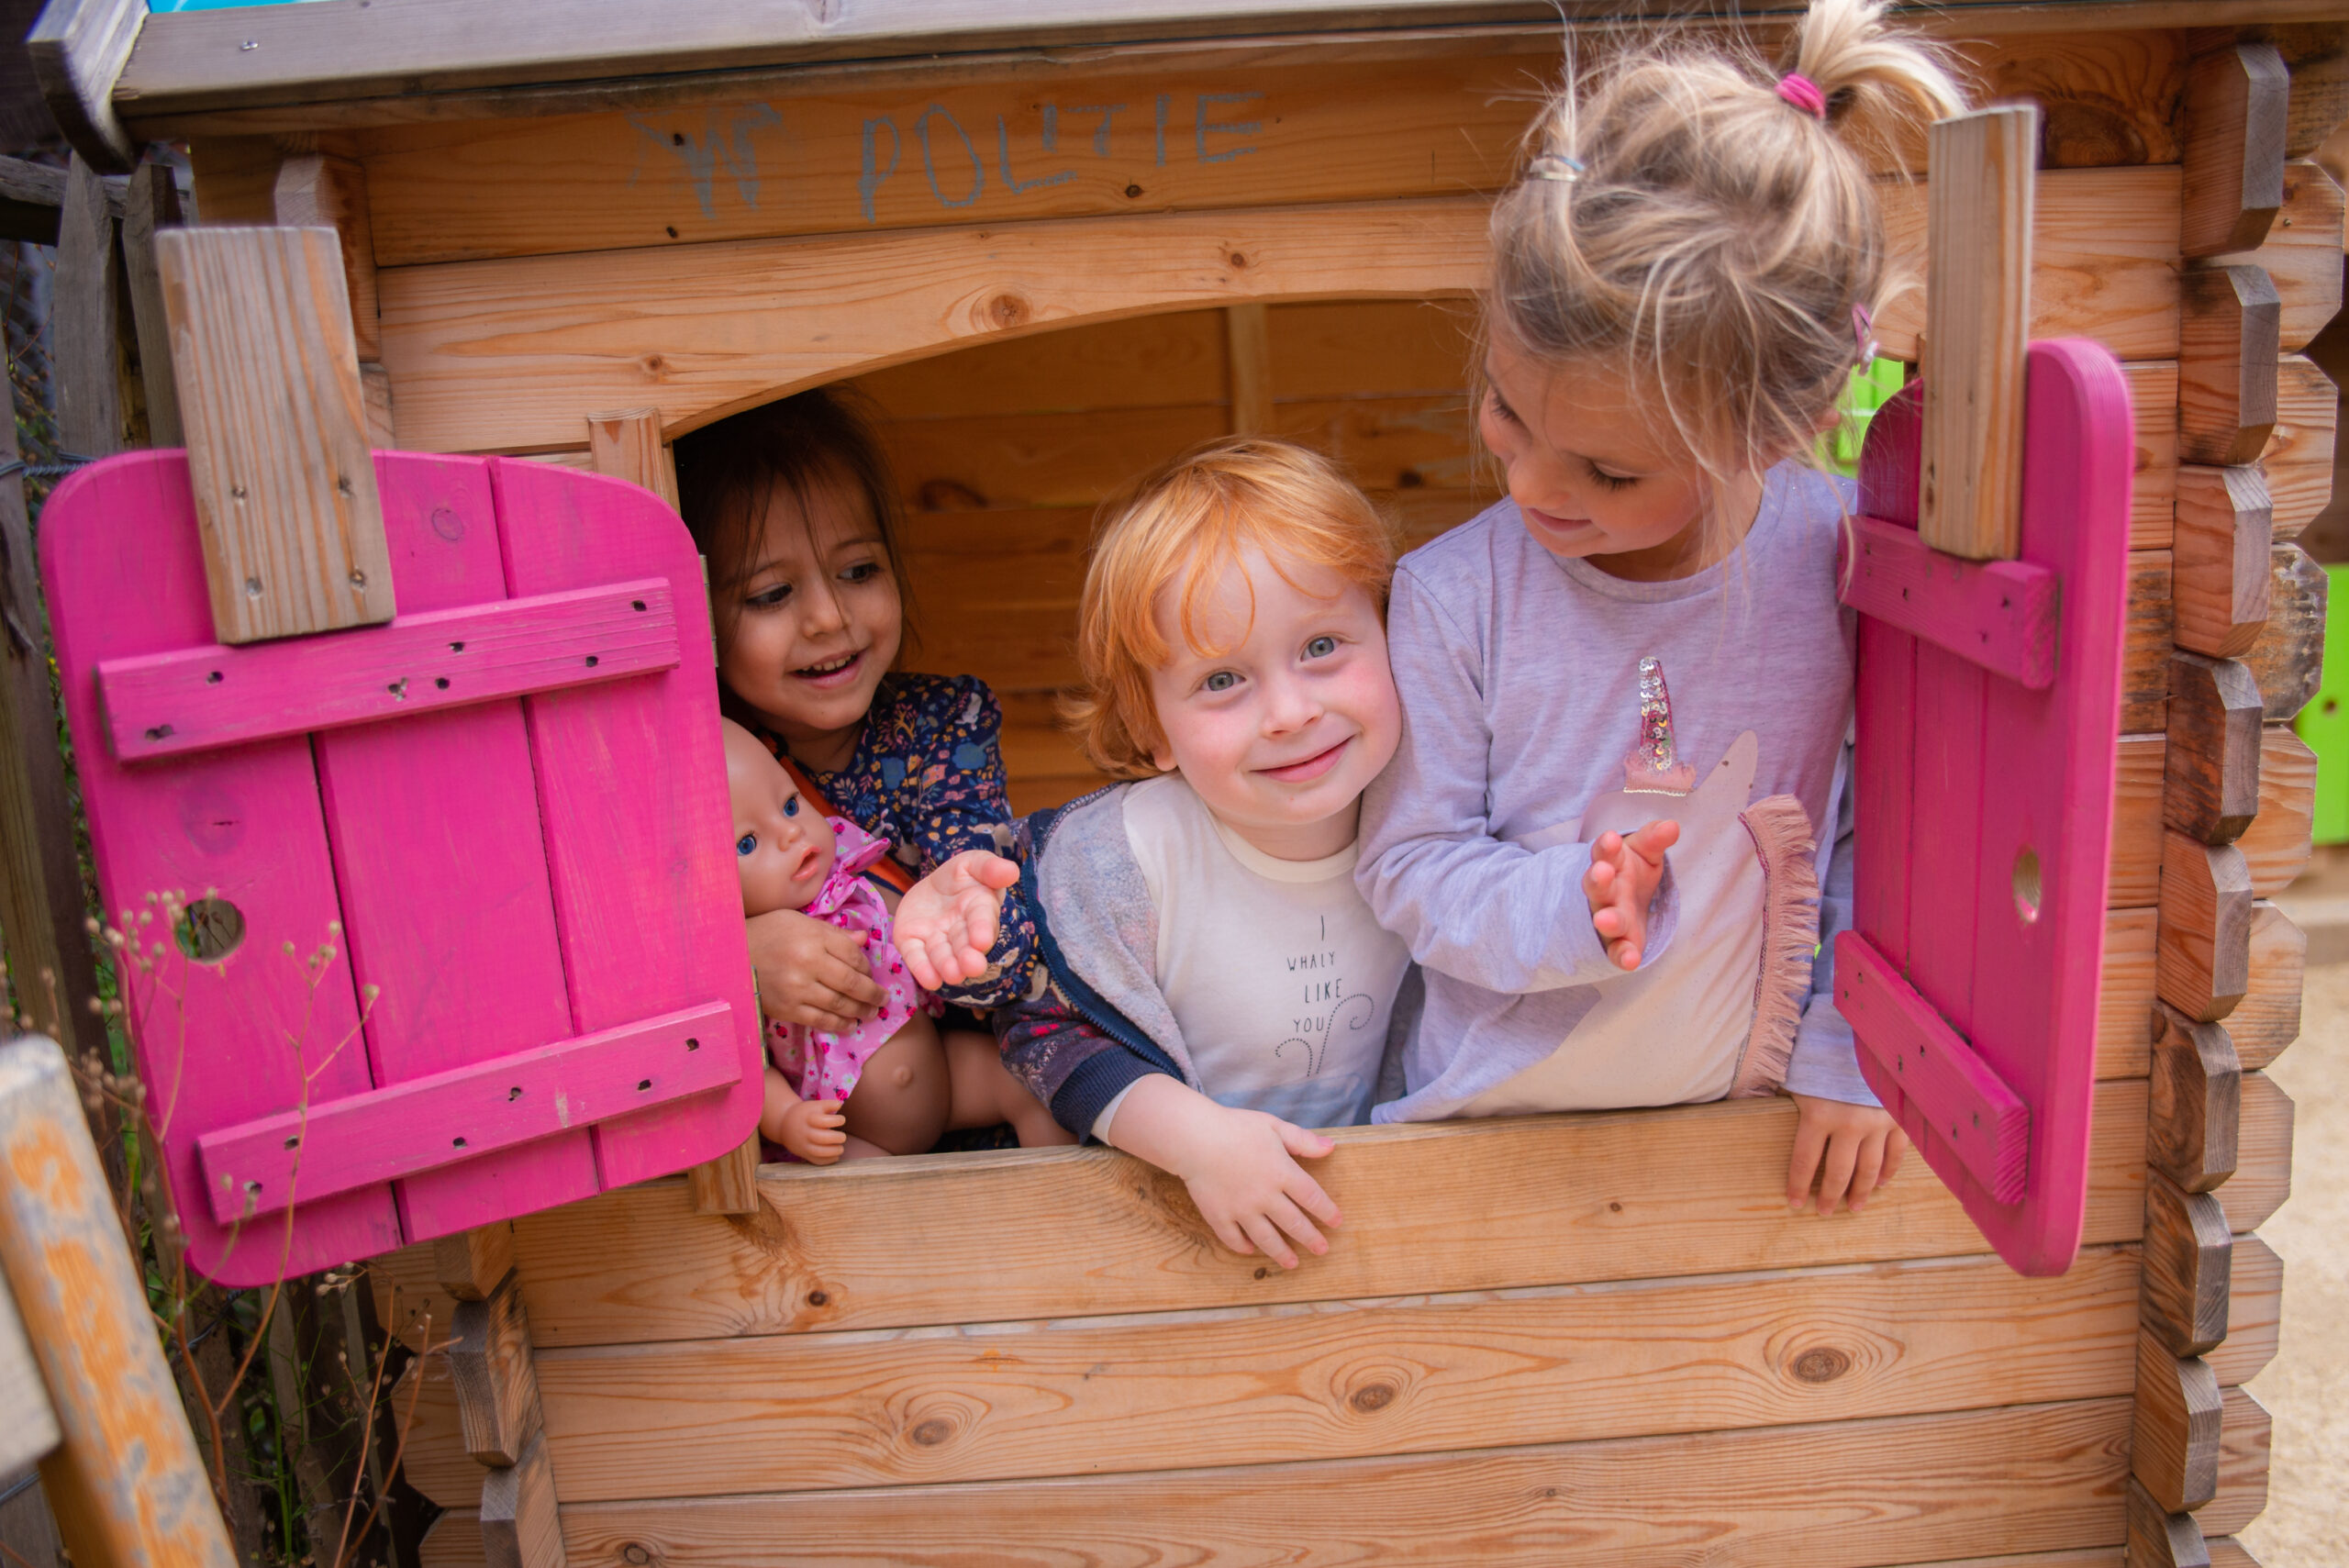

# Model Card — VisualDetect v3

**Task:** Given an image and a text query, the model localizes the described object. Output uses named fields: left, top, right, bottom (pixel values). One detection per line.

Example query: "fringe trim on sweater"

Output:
left=1729, top=793, right=1821, bottom=1099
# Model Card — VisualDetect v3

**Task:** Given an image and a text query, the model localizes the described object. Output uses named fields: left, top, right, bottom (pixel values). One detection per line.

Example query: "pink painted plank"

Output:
left=97, top=579, right=678, bottom=762
left=1950, top=340, right=2131, bottom=1274
left=313, top=454, right=596, bottom=1240
left=1845, top=342, right=2133, bottom=1275
left=1834, top=931, right=2030, bottom=1202
left=193, top=1000, right=734, bottom=1222
left=37, top=452, right=399, bottom=1285
left=490, top=461, right=759, bottom=1184
left=1853, top=382, right=1925, bottom=971
left=1840, top=516, right=2059, bottom=689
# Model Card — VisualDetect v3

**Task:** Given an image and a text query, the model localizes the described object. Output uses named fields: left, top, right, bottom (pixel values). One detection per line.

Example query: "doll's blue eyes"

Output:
left=1306, top=635, right=1338, bottom=659
left=1204, top=671, right=1238, bottom=693
left=736, top=833, right=756, bottom=856
left=783, top=796, right=800, bottom=817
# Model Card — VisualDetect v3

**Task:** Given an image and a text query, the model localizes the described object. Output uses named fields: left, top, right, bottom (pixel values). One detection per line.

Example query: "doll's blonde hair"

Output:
left=1068, top=438, right=1397, bottom=780
left=1489, top=0, right=1966, bottom=491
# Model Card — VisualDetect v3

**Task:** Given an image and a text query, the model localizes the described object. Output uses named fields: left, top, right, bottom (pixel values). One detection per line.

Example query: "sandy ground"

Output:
left=2238, top=959, right=2349, bottom=1563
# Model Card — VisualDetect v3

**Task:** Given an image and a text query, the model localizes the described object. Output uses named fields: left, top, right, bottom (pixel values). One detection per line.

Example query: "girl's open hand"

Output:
left=896, top=850, right=1019, bottom=990
left=747, top=907, right=885, bottom=1032
left=1584, top=818, right=1679, bottom=970
left=1786, top=1093, right=1907, bottom=1216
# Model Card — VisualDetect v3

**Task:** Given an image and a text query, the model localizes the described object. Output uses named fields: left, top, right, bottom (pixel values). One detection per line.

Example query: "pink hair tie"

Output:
left=1853, top=302, right=1877, bottom=365
left=1777, top=72, right=1829, bottom=121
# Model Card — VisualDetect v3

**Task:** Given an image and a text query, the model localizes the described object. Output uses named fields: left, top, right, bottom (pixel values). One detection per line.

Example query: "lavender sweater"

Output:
left=1357, top=464, right=1876, bottom=1120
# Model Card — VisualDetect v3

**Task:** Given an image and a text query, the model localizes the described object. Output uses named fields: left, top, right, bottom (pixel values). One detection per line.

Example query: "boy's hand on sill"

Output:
left=897, top=850, right=1019, bottom=990
left=1104, top=1075, right=1341, bottom=1271
left=749, top=907, right=885, bottom=1032
left=1585, top=819, right=1678, bottom=971
left=1786, top=1093, right=1907, bottom=1217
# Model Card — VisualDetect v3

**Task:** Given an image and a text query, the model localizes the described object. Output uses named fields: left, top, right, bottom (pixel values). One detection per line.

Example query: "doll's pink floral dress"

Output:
left=766, top=817, right=939, bottom=1103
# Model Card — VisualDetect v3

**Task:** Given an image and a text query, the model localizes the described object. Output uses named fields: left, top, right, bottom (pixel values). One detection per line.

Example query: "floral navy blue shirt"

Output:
left=751, top=672, right=1035, bottom=1012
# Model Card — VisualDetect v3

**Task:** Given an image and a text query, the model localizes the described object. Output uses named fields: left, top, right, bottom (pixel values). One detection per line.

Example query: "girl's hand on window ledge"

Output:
left=896, top=850, right=1018, bottom=990
left=1785, top=1093, right=1907, bottom=1217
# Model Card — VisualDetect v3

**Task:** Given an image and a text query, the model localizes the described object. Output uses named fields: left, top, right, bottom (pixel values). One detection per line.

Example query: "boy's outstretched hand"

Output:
left=1584, top=818, right=1679, bottom=971
left=1786, top=1093, right=1907, bottom=1216
left=896, top=849, right=1019, bottom=990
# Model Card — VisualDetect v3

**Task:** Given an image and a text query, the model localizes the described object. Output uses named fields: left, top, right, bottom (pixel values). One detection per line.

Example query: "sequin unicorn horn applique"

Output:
left=1621, top=656, right=1698, bottom=795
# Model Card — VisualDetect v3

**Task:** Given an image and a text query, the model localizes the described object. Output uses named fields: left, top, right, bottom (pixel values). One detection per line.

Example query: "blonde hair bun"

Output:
left=1488, top=0, right=1968, bottom=482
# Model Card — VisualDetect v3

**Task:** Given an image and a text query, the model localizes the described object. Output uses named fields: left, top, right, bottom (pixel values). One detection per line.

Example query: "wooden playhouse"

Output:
left=11, top=0, right=2349, bottom=1563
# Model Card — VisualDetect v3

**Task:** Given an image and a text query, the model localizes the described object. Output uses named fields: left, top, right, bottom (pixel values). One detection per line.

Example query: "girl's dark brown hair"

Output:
left=672, top=384, right=918, bottom=647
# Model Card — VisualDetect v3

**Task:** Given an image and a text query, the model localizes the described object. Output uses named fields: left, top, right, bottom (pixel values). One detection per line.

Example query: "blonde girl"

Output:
left=1356, top=0, right=1965, bottom=1216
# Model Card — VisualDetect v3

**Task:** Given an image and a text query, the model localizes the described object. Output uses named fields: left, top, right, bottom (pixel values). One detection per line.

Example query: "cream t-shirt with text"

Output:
left=1094, top=773, right=1409, bottom=1140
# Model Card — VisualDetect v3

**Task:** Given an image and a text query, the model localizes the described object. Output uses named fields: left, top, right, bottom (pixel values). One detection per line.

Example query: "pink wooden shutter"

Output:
left=40, top=451, right=758, bottom=1286
left=1836, top=340, right=2135, bottom=1275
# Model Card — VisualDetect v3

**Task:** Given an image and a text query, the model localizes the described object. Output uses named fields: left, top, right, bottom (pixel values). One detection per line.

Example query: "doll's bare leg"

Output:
left=839, top=1014, right=952, bottom=1156
left=944, top=1029, right=1077, bottom=1148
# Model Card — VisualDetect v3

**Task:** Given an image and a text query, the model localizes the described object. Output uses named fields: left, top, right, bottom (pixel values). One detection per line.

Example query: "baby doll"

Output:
left=724, top=718, right=1067, bottom=1162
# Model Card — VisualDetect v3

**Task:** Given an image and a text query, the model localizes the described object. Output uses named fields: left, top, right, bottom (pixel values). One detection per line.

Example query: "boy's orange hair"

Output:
left=1068, top=437, right=1398, bottom=779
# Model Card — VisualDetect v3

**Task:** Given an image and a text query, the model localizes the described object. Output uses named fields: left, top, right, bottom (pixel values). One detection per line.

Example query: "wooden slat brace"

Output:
left=1833, top=931, right=2031, bottom=1203
left=156, top=225, right=395, bottom=644
left=1920, top=104, right=2035, bottom=562
left=1837, top=515, right=2060, bottom=687
left=27, top=0, right=145, bottom=174
left=96, top=577, right=681, bottom=762
left=194, top=1000, right=740, bottom=1222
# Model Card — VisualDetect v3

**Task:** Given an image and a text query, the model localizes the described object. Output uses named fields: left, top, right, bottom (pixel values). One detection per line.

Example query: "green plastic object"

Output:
left=2296, top=562, right=2349, bottom=845
left=1824, top=358, right=1909, bottom=477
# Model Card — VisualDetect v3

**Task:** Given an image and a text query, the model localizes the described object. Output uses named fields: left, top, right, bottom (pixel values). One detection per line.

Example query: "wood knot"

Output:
left=1349, top=1382, right=1397, bottom=1414
left=987, top=293, right=1030, bottom=328
left=1791, top=1347, right=1852, bottom=1384
left=621, top=1545, right=653, bottom=1565
left=806, top=1289, right=829, bottom=1307
left=1124, top=183, right=1143, bottom=198
left=639, top=353, right=670, bottom=381
left=1226, top=250, right=1249, bottom=269
left=909, top=1418, right=953, bottom=1447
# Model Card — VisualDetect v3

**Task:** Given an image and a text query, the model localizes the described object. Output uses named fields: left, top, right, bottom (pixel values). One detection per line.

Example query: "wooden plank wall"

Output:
left=857, top=298, right=1488, bottom=811
left=263, top=19, right=2343, bottom=1568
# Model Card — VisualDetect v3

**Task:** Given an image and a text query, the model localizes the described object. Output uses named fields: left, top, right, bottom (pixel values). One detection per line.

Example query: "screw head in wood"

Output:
left=348, top=569, right=367, bottom=587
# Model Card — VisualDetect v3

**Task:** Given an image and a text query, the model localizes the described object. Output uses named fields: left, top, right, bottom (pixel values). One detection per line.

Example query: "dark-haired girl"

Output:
left=675, top=387, right=1065, bottom=1153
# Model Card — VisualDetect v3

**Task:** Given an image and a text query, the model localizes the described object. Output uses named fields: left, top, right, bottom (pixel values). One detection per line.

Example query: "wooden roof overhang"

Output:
left=33, top=0, right=2349, bottom=161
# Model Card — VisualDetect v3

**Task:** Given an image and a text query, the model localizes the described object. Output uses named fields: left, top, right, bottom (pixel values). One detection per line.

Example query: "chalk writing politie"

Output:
left=632, top=93, right=1266, bottom=225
